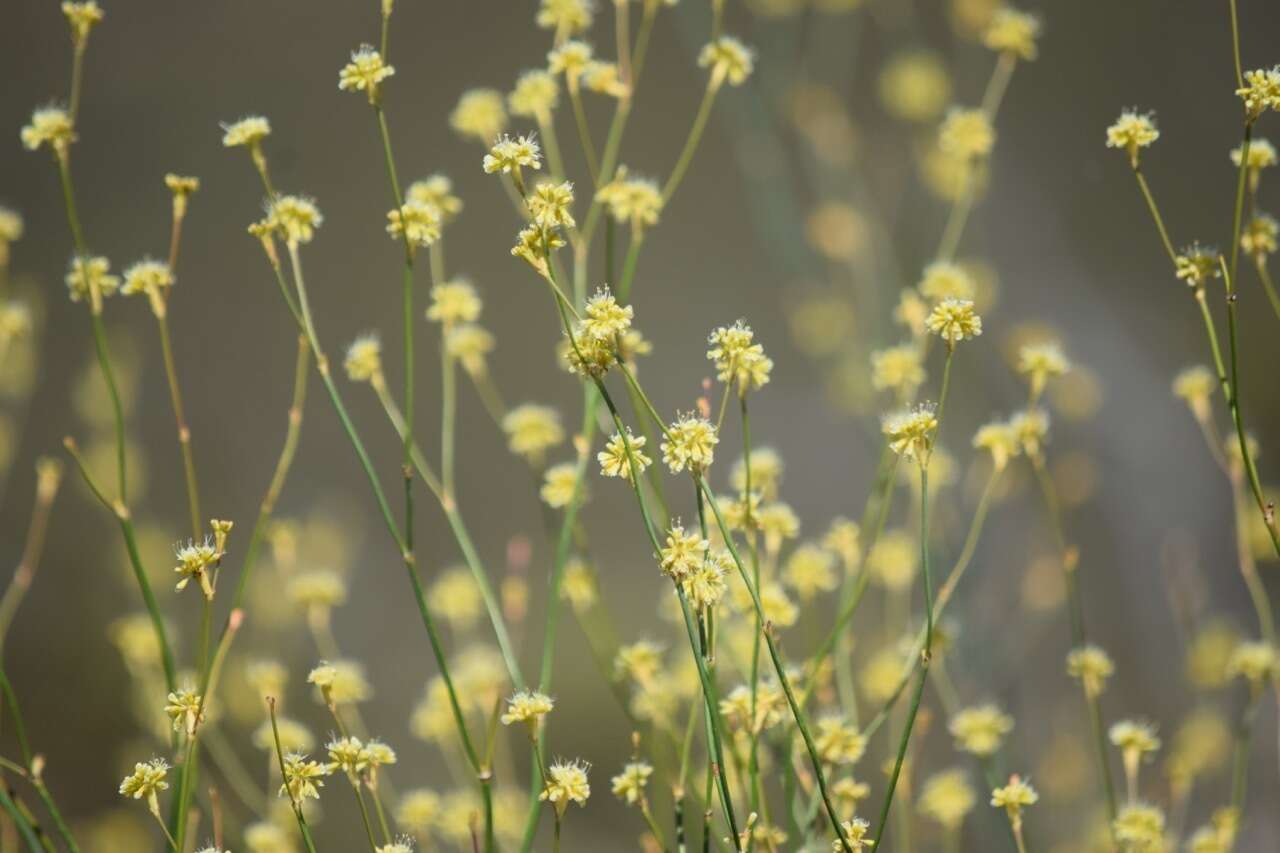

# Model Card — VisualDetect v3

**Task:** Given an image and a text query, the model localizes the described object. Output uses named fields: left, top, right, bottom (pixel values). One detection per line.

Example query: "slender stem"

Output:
left=0, top=463, right=62, bottom=653
left=1228, top=0, right=1244, bottom=89
left=662, top=82, right=719, bottom=204
left=267, top=698, right=319, bottom=853
left=1254, top=257, right=1280, bottom=322
left=569, top=87, right=601, bottom=180
left=155, top=311, right=203, bottom=539
left=1230, top=685, right=1263, bottom=813
left=1131, top=167, right=1179, bottom=266
left=1085, top=689, right=1118, bottom=825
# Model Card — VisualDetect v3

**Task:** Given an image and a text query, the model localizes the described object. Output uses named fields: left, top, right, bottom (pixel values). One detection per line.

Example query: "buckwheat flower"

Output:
left=730, top=447, right=784, bottom=500
left=244, top=821, right=290, bottom=851
left=407, top=174, right=464, bottom=222
left=540, top=759, right=591, bottom=814
left=121, top=259, right=174, bottom=306
left=341, top=336, right=383, bottom=385
left=926, top=297, right=982, bottom=345
left=560, top=322, right=616, bottom=376
left=450, top=89, right=507, bottom=142
left=699, top=36, right=755, bottom=89
left=509, top=69, right=560, bottom=119
left=1231, top=137, right=1278, bottom=171
left=375, top=840, right=414, bottom=853
left=983, top=8, right=1040, bottom=61
left=396, top=788, right=442, bottom=835
left=1241, top=213, right=1279, bottom=257
left=990, top=776, right=1037, bottom=826
left=783, top=544, right=838, bottom=600
left=614, top=639, right=664, bottom=685
left=833, top=818, right=872, bottom=851
left=883, top=404, right=937, bottom=461
left=174, top=539, right=218, bottom=598
left=878, top=51, right=951, bottom=123
left=503, top=404, right=564, bottom=460
left=64, top=255, right=119, bottom=303
left=598, top=430, right=651, bottom=481
left=21, top=106, right=76, bottom=153
left=527, top=180, right=575, bottom=228
left=721, top=490, right=761, bottom=531
left=894, top=288, right=929, bottom=336
left=549, top=41, right=595, bottom=90
left=338, top=45, right=395, bottom=102
left=244, top=656, right=286, bottom=696
left=252, top=717, right=314, bottom=753
left=1066, top=644, right=1114, bottom=698
left=537, top=0, right=594, bottom=36
left=1169, top=711, right=1231, bottom=783
left=1105, top=109, right=1159, bottom=168
left=1236, top=66, right=1280, bottom=121
left=502, top=690, right=555, bottom=726
left=939, top=108, right=995, bottom=159
left=918, top=261, right=975, bottom=302
left=1112, top=804, right=1166, bottom=851
left=1174, top=243, right=1221, bottom=287
left=707, top=321, right=772, bottom=390
left=0, top=206, right=23, bottom=262
left=424, top=280, right=481, bottom=329
left=824, top=517, right=861, bottom=570
left=1226, top=640, right=1277, bottom=685
left=1017, top=342, right=1069, bottom=400
left=310, top=660, right=372, bottom=705
left=757, top=501, right=800, bottom=550
left=270, top=195, right=323, bottom=245
left=221, top=115, right=271, bottom=148
left=611, top=761, right=653, bottom=806
left=61, top=2, right=104, bottom=45
left=327, top=735, right=369, bottom=779
left=0, top=303, right=32, bottom=343
left=582, top=61, right=628, bottom=98
left=866, top=529, right=916, bottom=591
left=971, top=420, right=1018, bottom=472
left=870, top=344, right=925, bottom=398
left=560, top=557, right=597, bottom=610
left=661, top=414, right=718, bottom=473
left=280, top=753, right=332, bottom=801
left=165, top=687, right=204, bottom=736
left=1110, top=720, right=1161, bottom=786
left=659, top=523, right=708, bottom=581
left=950, top=705, right=1013, bottom=756
left=119, top=759, right=170, bottom=815
left=815, top=716, right=866, bottom=765
left=683, top=550, right=729, bottom=611
left=918, top=768, right=976, bottom=829
left=387, top=200, right=441, bottom=248
left=540, top=463, right=583, bottom=508
left=427, top=568, right=481, bottom=632
left=720, top=682, right=786, bottom=733
left=1009, top=408, right=1049, bottom=457
left=759, top=581, right=799, bottom=627
left=512, top=224, right=566, bottom=276
left=581, top=287, right=632, bottom=339
left=596, top=166, right=663, bottom=231
left=446, top=324, right=495, bottom=375
left=832, top=777, right=871, bottom=816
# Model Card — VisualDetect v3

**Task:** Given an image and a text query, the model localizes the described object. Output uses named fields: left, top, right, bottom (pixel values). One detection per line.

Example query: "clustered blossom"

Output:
left=990, top=775, right=1038, bottom=827
left=581, top=288, right=632, bottom=339
left=61, top=1, right=105, bottom=45
left=540, top=759, right=591, bottom=814
left=386, top=200, right=441, bottom=247
left=882, top=404, right=937, bottom=461
left=548, top=40, right=594, bottom=87
left=659, top=523, right=708, bottom=581
left=707, top=321, right=773, bottom=391
left=527, top=180, right=576, bottom=228
left=939, top=108, right=995, bottom=159
left=1066, top=644, right=1115, bottom=698
left=164, top=687, right=204, bottom=736
left=537, top=0, right=594, bottom=37
left=65, top=255, right=119, bottom=303
left=1174, top=243, right=1221, bottom=288
left=972, top=419, right=1020, bottom=471
left=682, top=549, right=729, bottom=611
left=598, top=430, right=651, bottom=481
left=949, top=704, right=1013, bottom=756
left=502, top=403, right=564, bottom=460
left=119, top=759, right=170, bottom=815
left=426, top=280, right=483, bottom=327
left=280, top=753, right=333, bottom=801
left=1106, top=110, right=1159, bottom=166
left=610, top=761, right=653, bottom=806
left=1236, top=66, right=1280, bottom=121
left=596, top=166, right=663, bottom=232
left=983, top=8, right=1041, bottom=61
left=484, top=134, right=542, bottom=177
left=407, top=174, right=464, bottom=222
left=925, top=297, right=982, bottom=344
left=450, top=89, right=508, bottom=142
left=266, top=195, right=324, bottom=245
left=20, top=106, right=76, bottom=153
left=221, top=115, right=271, bottom=148
left=1241, top=213, right=1278, bottom=257
left=501, top=690, right=555, bottom=726
left=344, top=334, right=383, bottom=383
left=1017, top=341, right=1069, bottom=399
left=509, top=69, right=560, bottom=120
left=338, top=45, right=395, bottom=102
left=699, top=36, right=755, bottom=89
left=661, top=414, right=719, bottom=473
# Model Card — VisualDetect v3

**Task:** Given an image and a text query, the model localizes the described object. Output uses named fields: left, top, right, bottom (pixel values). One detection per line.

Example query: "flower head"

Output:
left=527, top=180, right=576, bottom=228
left=661, top=414, right=719, bottom=473
left=280, top=753, right=333, bottom=801
left=659, top=523, right=708, bottom=581
left=269, top=195, right=324, bottom=245
left=65, top=255, right=119, bottom=303
left=581, top=287, right=633, bottom=340
left=598, top=430, right=651, bottom=482
left=450, top=89, right=507, bottom=142
left=882, top=404, right=937, bottom=461
left=611, top=761, right=653, bottom=806
left=1175, top=243, right=1221, bottom=288
left=784, top=544, right=838, bottom=600
left=1241, top=213, right=1279, bottom=257
left=596, top=166, right=663, bottom=231
left=165, top=688, right=205, bottom=736
left=683, top=549, right=729, bottom=611
left=833, top=818, right=873, bottom=851
left=1236, top=66, right=1280, bottom=120
left=484, top=134, right=542, bottom=176
left=501, top=690, right=555, bottom=726
left=699, top=36, right=755, bottom=88
left=1009, top=408, right=1050, bottom=457
left=502, top=404, right=564, bottom=461
left=707, top=321, right=773, bottom=391
left=871, top=344, right=925, bottom=398
left=918, top=261, right=975, bottom=302
left=940, top=108, right=995, bottom=159
left=1106, top=110, right=1159, bottom=166
left=548, top=40, right=594, bottom=86
left=119, top=759, right=170, bottom=814
left=121, top=259, right=174, bottom=308
left=426, top=280, right=482, bottom=328
left=338, top=46, right=395, bottom=102
left=1232, top=137, right=1278, bottom=171
left=344, top=335, right=383, bottom=383
left=949, top=704, right=1013, bottom=756
left=387, top=200, right=441, bottom=248
left=540, top=759, right=591, bottom=814
left=1226, top=640, right=1276, bottom=685
left=972, top=419, right=1019, bottom=471
left=407, top=174, right=464, bottom=222
left=512, top=224, right=566, bottom=277
left=1112, top=803, right=1167, bottom=851
left=61, top=2, right=104, bottom=45
left=983, top=9, right=1040, bottom=60
left=815, top=716, right=867, bottom=765
left=21, top=106, right=75, bottom=153
left=510, top=69, right=560, bottom=119
left=1066, top=644, right=1115, bottom=699
left=990, top=775, right=1037, bottom=825
left=221, top=116, right=271, bottom=148
left=174, top=539, right=219, bottom=598
left=1017, top=342, right=1069, bottom=399
left=925, top=297, right=982, bottom=345
left=537, top=0, right=595, bottom=36
left=918, top=768, right=976, bottom=829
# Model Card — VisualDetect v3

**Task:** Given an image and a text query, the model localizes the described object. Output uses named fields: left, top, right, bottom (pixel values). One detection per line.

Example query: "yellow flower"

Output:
left=540, top=462, right=582, bottom=508
left=1066, top=644, right=1114, bottom=699
left=682, top=549, right=729, bottom=611
left=61, top=2, right=105, bottom=45
left=0, top=206, right=24, bottom=244
left=661, top=415, right=719, bottom=473
left=560, top=557, right=597, bottom=609
left=501, top=690, right=555, bottom=725
left=596, top=166, right=664, bottom=231
left=611, top=761, right=653, bottom=806
left=582, top=287, right=632, bottom=339
left=338, top=45, right=395, bottom=101
left=164, top=688, right=204, bottom=736
left=759, top=581, right=799, bottom=627
left=919, top=261, right=975, bottom=302
left=1017, top=342, right=1069, bottom=398
left=730, top=448, right=784, bottom=500
left=528, top=180, right=576, bottom=229
left=540, top=759, right=591, bottom=813
left=1112, top=804, right=1166, bottom=851
left=65, top=255, right=119, bottom=303
left=446, top=324, right=495, bottom=375
left=918, top=768, right=976, bottom=829
left=119, top=759, right=170, bottom=814
left=871, top=344, right=925, bottom=398
left=252, top=717, right=314, bottom=754
left=614, top=640, right=664, bottom=685
left=396, top=788, right=442, bottom=835
left=503, top=404, right=564, bottom=461
left=1174, top=243, right=1221, bottom=287
left=940, top=108, right=995, bottom=159
left=815, top=716, right=866, bottom=765
left=867, top=529, right=916, bottom=591
left=344, top=335, right=383, bottom=383
left=450, top=89, right=507, bottom=142
left=784, top=544, right=838, bottom=600
left=1241, top=213, right=1278, bottom=257
left=1231, top=137, right=1278, bottom=170
left=121, top=259, right=174, bottom=304
left=699, top=36, right=755, bottom=88
left=386, top=200, right=441, bottom=247
left=990, top=775, right=1037, bottom=823
left=823, top=517, right=861, bottom=570
left=407, top=174, right=464, bottom=222
left=221, top=116, right=271, bottom=148
left=1236, top=66, right=1280, bottom=120
left=758, top=501, right=800, bottom=549
left=1110, top=720, right=1161, bottom=774
left=327, top=735, right=369, bottom=779
left=548, top=40, right=594, bottom=86
left=430, top=568, right=482, bottom=632
left=882, top=404, right=937, bottom=460
left=707, top=321, right=772, bottom=391
left=1226, top=640, right=1276, bottom=684
left=427, top=280, right=482, bottom=327
left=537, top=0, right=594, bottom=35
left=20, top=106, right=76, bottom=153
left=949, top=704, right=1013, bottom=756
left=279, top=753, right=333, bottom=801
left=1009, top=408, right=1050, bottom=456
left=510, top=69, right=560, bottom=119
left=926, top=297, right=982, bottom=344
left=269, top=195, right=324, bottom=245
left=878, top=51, right=951, bottom=123
left=309, top=660, right=372, bottom=704
left=893, top=288, right=929, bottom=336
left=833, top=817, right=873, bottom=851
left=972, top=419, right=1019, bottom=471
left=598, top=430, right=651, bottom=482
left=1106, top=110, right=1159, bottom=166
left=659, top=523, right=708, bottom=581
left=720, top=683, right=786, bottom=733
left=583, top=61, right=629, bottom=98
left=173, top=539, right=218, bottom=598
left=983, top=8, right=1040, bottom=60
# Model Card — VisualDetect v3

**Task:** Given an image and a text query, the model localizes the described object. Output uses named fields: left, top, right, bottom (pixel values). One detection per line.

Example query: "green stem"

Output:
left=569, top=87, right=600, bottom=179
left=156, top=312, right=202, bottom=539
left=663, top=82, right=719, bottom=204
left=267, top=699, right=319, bottom=853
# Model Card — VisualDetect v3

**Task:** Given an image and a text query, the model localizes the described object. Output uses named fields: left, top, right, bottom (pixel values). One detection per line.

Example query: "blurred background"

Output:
left=2, top=0, right=1280, bottom=849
